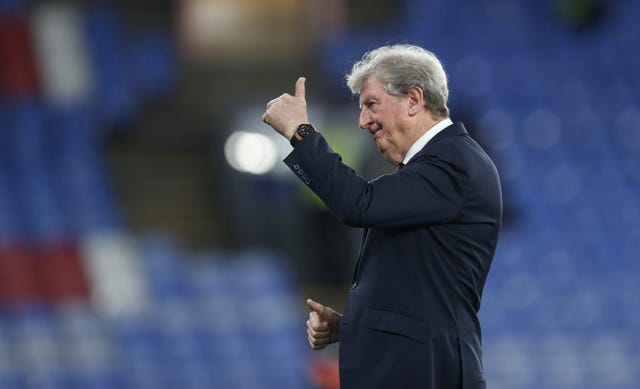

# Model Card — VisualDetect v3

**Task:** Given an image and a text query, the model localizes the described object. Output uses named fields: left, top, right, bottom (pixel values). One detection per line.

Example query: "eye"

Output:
left=359, top=98, right=378, bottom=111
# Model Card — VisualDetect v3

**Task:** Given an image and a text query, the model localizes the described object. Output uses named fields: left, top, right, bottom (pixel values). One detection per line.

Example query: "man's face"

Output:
left=358, top=76, right=410, bottom=165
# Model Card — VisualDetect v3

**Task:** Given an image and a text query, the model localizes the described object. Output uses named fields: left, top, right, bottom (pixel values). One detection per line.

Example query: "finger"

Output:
left=308, top=337, right=326, bottom=350
left=306, top=298, right=325, bottom=315
left=295, top=77, right=306, bottom=100
left=308, top=313, right=329, bottom=332
left=266, top=98, right=278, bottom=109
left=307, top=325, right=330, bottom=340
left=308, top=331, right=328, bottom=350
left=307, top=321, right=330, bottom=338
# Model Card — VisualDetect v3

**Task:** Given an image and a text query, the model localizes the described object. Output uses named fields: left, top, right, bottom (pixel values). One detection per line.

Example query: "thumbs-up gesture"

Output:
left=306, top=298, right=342, bottom=350
left=263, top=77, right=309, bottom=141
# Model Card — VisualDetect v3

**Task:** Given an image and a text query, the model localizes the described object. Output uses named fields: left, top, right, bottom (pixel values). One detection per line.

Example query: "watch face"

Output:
left=297, top=124, right=315, bottom=137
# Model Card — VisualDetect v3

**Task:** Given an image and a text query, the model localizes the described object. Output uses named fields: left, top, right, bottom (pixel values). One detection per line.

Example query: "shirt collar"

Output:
left=402, top=118, right=453, bottom=165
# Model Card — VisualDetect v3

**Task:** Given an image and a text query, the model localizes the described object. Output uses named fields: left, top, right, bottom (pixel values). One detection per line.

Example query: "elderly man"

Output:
left=263, top=44, right=502, bottom=389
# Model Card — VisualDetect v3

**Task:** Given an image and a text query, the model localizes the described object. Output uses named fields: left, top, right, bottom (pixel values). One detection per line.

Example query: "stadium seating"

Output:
left=1, top=0, right=638, bottom=387
left=0, top=2, right=309, bottom=388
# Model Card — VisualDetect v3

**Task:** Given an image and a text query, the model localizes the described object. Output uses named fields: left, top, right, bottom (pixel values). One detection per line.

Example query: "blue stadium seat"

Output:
left=83, top=3, right=138, bottom=128
left=139, top=235, right=195, bottom=302
left=128, top=31, right=177, bottom=101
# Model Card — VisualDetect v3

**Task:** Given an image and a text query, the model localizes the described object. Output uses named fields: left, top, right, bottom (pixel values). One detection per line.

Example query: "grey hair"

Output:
left=346, top=44, right=450, bottom=118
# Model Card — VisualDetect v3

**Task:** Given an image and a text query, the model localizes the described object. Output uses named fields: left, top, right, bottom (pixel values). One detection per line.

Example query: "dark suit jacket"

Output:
left=285, top=122, right=502, bottom=389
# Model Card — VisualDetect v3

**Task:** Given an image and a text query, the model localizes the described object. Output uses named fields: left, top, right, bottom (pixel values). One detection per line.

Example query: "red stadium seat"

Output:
left=0, top=244, right=41, bottom=306
left=0, top=10, right=39, bottom=98
left=36, top=241, right=91, bottom=303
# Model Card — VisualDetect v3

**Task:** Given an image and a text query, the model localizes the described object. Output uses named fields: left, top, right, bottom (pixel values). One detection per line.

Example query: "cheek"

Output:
left=382, top=128, right=398, bottom=143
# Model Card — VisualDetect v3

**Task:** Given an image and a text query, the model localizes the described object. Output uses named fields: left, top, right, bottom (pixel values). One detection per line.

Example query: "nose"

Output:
left=359, top=108, right=372, bottom=130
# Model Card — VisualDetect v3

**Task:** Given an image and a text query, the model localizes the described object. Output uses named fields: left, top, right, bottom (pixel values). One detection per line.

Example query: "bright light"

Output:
left=224, top=131, right=278, bottom=175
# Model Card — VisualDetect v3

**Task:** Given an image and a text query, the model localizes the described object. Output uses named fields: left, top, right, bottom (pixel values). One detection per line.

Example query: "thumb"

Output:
left=295, top=77, right=306, bottom=100
left=307, top=298, right=329, bottom=319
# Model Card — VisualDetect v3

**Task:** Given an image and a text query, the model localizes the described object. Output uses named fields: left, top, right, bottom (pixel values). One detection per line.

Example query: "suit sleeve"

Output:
left=284, top=132, right=464, bottom=228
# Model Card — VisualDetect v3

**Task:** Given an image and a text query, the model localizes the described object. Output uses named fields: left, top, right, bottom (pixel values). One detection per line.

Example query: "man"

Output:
left=263, top=44, right=502, bottom=388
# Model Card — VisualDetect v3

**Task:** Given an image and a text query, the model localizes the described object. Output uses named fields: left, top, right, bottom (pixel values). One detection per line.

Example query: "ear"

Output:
left=406, top=86, right=424, bottom=116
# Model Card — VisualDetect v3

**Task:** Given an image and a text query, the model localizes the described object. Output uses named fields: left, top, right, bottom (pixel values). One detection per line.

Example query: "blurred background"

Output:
left=0, top=0, right=638, bottom=388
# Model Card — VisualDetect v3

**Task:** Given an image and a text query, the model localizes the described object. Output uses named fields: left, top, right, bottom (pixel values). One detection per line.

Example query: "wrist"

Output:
left=290, top=123, right=316, bottom=147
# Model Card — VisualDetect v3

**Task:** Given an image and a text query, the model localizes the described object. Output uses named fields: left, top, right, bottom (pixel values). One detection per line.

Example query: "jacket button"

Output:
left=351, top=281, right=358, bottom=290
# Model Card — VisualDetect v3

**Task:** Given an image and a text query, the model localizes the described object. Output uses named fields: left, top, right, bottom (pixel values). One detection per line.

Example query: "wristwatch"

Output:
left=290, top=124, right=316, bottom=147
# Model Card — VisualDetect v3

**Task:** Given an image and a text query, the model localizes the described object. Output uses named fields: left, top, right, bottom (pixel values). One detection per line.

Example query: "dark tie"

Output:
left=398, top=162, right=405, bottom=170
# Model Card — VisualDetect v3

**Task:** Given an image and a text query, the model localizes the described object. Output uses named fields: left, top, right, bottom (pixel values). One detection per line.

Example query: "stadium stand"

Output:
left=0, top=1, right=309, bottom=387
left=1, top=0, right=638, bottom=388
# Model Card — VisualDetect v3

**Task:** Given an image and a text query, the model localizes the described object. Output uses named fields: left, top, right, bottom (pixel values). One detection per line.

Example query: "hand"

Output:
left=262, top=77, right=309, bottom=141
left=306, top=298, right=342, bottom=350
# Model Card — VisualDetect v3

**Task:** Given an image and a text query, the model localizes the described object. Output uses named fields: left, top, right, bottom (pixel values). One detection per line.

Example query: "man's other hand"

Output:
left=306, top=298, right=342, bottom=350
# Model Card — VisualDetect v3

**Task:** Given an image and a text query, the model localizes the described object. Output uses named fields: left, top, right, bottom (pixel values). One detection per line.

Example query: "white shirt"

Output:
left=402, top=118, right=453, bottom=165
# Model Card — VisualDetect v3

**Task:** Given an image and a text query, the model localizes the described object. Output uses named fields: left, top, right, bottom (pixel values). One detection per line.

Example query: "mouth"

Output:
left=373, top=131, right=385, bottom=151
left=371, top=126, right=382, bottom=140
